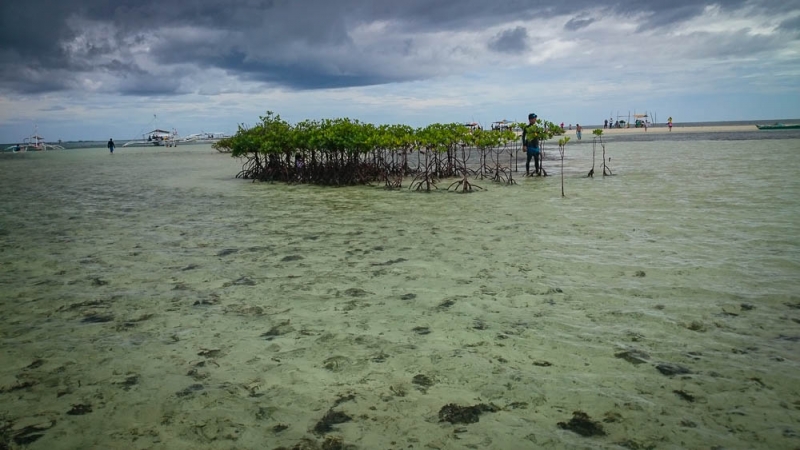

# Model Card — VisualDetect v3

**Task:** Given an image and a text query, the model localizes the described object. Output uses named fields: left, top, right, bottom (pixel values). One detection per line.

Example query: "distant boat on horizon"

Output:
left=756, top=123, right=800, bottom=130
left=178, top=131, right=230, bottom=144
left=122, top=128, right=180, bottom=147
left=3, top=126, right=64, bottom=152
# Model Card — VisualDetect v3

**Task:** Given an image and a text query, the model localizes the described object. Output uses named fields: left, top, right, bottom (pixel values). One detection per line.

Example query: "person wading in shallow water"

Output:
left=107, top=138, right=115, bottom=154
left=522, top=113, right=541, bottom=176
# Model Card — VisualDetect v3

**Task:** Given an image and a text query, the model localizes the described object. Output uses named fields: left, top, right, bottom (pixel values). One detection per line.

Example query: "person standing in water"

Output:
left=668, top=117, right=673, bottom=131
left=107, top=138, right=115, bottom=154
left=522, top=113, right=541, bottom=176
left=576, top=124, right=582, bottom=140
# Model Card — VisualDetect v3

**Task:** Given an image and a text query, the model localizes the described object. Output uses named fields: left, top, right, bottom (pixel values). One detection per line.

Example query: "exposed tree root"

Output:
left=448, top=177, right=484, bottom=193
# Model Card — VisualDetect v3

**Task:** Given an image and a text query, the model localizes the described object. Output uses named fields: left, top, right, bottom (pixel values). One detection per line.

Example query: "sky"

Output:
left=1, top=0, right=799, bottom=142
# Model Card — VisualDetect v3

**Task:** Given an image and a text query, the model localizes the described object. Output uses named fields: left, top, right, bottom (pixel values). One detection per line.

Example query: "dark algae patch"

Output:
left=0, top=380, right=37, bottom=393
left=216, top=248, right=238, bottom=257
left=656, top=363, right=692, bottom=376
left=313, top=409, right=352, bottom=434
left=67, top=404, right=92, bottom=415
left=371, top=258, right=406, bottom=266
left=261, top=320, right=295, bottom=340
left=412, top=374, right=434, bottom=387
left=273, top=435, right=352, bottom=450
left=411, top=374, right=435, bottom=392
left=557, top=411, right=606, bottom=436
left=176, top=384, right=205, bottom=397
left=24, top=359, right=44, bottom=370
left=343, top=288, right=369, bottom=297
left=438, top=403, right=499, bottom=424
left=614, top=349, right=650, bottom=365
left=3, top=420, right=56, bottom=447
left=673, top=390, right=696, bottom=402
left=81, top=313, right=114, bottom=323
left=332, top=393, right=356, bottom=408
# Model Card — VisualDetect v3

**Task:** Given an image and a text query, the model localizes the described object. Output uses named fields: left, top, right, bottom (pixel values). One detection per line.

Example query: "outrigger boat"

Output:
left=756, top=123, right=800, bottom=130
left=122, top=129, right=180, bottom=147
left=490, top=119, right=522, bottom=137
left=4, top=127, right=64, bottom=152
left=178, top=131, right=230, bottom=144
left=463, top=122, right=481, bottom=132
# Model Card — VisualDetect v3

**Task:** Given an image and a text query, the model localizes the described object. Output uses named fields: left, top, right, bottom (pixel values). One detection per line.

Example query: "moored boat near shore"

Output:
left=3, top=127, right=64, bottom=152
left=756, top=123, right=800, bottom=130
left=179, top=132, right=230, bottom=144
left=122, top=129, right=180, bottom=147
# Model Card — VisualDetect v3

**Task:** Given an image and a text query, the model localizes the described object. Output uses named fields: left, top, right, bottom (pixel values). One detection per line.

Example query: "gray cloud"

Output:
left=118, top=75, right=183, bottom=96
left=0, top=0, right=798, bottom=95
left=564, top=16, right=595, bottom=31
left=779, top=15, right=800, bottom=32
left=678, top=29, right=782, bottom=60
left=488, top=26, right=529, bottom=54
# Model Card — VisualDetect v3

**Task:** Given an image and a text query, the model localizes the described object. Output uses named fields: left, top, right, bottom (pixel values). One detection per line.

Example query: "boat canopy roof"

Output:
left=147, top=129, right=172, bottom=134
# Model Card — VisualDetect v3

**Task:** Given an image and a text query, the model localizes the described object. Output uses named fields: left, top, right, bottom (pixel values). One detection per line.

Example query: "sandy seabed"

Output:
left=1, top=139, right=799, bottom=450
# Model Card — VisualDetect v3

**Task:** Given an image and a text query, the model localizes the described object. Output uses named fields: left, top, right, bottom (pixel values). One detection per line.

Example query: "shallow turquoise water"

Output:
left=1, top=141, right=799, bottom=449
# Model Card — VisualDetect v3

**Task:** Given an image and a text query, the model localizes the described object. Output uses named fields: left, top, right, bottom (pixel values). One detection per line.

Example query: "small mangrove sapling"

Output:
left=588, top=129, right=602, bottom=178
left=558, top=136, right=570, bottom=197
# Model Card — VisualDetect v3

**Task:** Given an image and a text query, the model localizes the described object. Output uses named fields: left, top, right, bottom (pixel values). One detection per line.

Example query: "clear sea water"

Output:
left=1, top=134, right=799, bottom=449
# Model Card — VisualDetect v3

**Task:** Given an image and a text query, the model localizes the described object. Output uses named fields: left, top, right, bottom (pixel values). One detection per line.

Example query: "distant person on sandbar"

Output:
left=294, top=153, right=305, bottom=180
left=107, top=138, right=115, bottom=154
left=604, top=119, right=608, bottom=129
left=576, top=124, right=582, bottom=140
left=668, top=117, right=673, bottom=131
left=522, top=113, right=541, bottom=176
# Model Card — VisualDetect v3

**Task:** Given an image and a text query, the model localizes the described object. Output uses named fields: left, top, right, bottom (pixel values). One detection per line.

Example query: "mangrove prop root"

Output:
left=447, top=178, right=484, bottom=193
left=384, top=175, right=403, bottom=189
left=601, top=144, right=613, bottom=176
left=410, top=175, right=438, bottom=191
left=589, top=138, right=597, bottom=178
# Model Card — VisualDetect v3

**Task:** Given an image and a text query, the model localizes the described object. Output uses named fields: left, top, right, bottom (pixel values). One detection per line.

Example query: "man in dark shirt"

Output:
left=522, top=113, right=541, bottom=175
left=107, top=138, right=115, bottom=154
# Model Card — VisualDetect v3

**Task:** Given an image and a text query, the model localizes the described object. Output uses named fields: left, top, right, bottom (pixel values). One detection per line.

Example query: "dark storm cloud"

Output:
left=564, top=16, right=594, bottom=31
left=488, top=27, right=529, bottom=54
left=172, top=48, right=396, bottom=89
left=779, top=15, right=800, bottom=32
left=0, top=0, right=797, bottom=95
left=118, top=74, right=183, bottom=96
left=0, top=64, right=72, bottom=94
